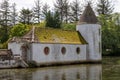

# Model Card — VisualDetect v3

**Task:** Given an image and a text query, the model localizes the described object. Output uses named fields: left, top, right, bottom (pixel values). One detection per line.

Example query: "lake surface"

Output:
left=0, top=57, right=120, bottom=80
left=102, top=57, right=120, bottom=80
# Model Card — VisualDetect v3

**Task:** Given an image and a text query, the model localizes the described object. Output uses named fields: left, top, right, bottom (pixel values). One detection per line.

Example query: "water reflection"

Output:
left=0, top=64, right=101, bottom=80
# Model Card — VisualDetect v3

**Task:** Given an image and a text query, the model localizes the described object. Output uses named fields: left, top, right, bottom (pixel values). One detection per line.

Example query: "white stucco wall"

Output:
left=31, top=43, right=87, bottom=64
left=8, top=42, right=33, bottom=62
left=8, top=42, right=23, bottom=56
left=76, top=24, right=101, bottom=61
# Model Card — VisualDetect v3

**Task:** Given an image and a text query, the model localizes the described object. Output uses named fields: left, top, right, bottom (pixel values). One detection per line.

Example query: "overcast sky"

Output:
left=0, top=0, right=120, bottom=13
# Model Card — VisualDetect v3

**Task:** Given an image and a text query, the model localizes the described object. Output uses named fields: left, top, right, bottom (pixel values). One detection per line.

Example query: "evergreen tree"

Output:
left=54, top=0, right=64, bottom=22
left=42, top=3, right=50, bottom=19
left=54, top=0, right=70, bottom=23
left=45, top=11, right=53, bottom=28
left=33, top=0, right=42, bottom=23
left=96, top=0, right=114, bottom=16
left=0, top=0, right=11, bottom=43
left=53, top=11, right=61, bottom=28
left=63, top=0, right=70, bottom=23
left=19, top=8, right=33, bottom=24
left=11, top=3, right=17, bottom=26
left=45, top=11, right=61, bottom=28
left=71, top=0, right=82, bottom=22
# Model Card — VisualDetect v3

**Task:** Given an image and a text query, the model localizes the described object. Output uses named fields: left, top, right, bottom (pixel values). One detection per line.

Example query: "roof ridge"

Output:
left=35, top=27, right=76, bottom=32
left=78, top=3, right=98, bottom=24
left=32, top=26, right=35, bottom=42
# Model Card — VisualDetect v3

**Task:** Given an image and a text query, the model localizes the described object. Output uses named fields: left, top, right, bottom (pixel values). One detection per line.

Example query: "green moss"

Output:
left=35, top=27, right=87, bottom=44
left=0, top=42, right=8, bottom=49
left=61, top=23, right=76, bottom=30
left=34, top=21, right=46, bottom=28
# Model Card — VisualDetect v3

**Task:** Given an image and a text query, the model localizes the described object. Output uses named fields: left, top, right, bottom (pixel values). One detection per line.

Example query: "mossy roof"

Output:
left=34, top=27, right=87, bottom=44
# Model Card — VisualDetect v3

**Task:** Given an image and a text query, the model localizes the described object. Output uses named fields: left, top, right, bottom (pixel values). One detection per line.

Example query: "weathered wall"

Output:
left=8, top=42, right=32, bottom=62
left=31, top=43, right=87, bottom=64
left=8, top=42, right=23, bottom=56
left=76, top=24, right=101, bottom=61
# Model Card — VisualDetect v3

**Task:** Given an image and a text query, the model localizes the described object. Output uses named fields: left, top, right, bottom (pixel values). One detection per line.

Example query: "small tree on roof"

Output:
left=45, top=10, right=61, bottom=28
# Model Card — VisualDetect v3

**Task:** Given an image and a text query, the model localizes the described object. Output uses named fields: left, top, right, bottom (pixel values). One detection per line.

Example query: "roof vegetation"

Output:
left=35, top=27, right=87, bottom=44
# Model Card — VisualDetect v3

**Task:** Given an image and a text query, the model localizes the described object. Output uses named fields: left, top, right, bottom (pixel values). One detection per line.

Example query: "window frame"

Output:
left=44, top=47, right=50, bottom=55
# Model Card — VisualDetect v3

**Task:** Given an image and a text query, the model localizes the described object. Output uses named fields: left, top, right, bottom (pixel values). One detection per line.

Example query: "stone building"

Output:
left=8, top=4, right=101, bottom=66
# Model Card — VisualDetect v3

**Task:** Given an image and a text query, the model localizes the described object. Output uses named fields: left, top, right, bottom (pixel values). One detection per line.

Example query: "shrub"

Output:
left=61, top=23, right=76, bottom=30
left=10, top=23, right=30, bottom=37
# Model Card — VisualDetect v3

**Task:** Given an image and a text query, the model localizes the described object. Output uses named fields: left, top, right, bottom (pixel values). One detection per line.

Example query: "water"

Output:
left=102, top=57, right=120, bottom=80
left=0, top=65, right=101, bottom=80
left=0, top=57, right=120, bottom=80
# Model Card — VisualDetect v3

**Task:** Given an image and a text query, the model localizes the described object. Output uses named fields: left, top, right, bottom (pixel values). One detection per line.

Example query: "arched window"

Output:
left=61, top=47, right=66, bottom=55
left=76, top=47, right=80, bottom=54
left=44, top=47, right=50, bottom=55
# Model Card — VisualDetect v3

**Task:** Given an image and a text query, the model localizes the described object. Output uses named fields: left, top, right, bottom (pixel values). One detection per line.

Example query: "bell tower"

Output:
left=76, top=4, right=102, bottom=61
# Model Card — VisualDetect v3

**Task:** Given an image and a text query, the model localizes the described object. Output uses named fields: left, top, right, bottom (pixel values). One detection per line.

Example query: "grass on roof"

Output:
left=35, top=27, right=87, bottom=44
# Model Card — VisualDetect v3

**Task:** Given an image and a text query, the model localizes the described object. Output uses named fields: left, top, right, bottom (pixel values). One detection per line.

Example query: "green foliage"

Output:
left=54, top=0, right=64, bottom=22
left=2, top=42, right=8, bottom=49
left=10, top=23, right=30, bottom=37
left=45, top=11, right=53, bottom=28
left=19, top=8, right=33, bottom=24
left=45, top=11, right=61, bottom=28
left=0, top=26, right=9, bottom=43
left=42, top=3, right=50, bottom=19
left=34, top=21, right=46, bottom=28
left=71, top=0, right=82, bottom=22
left=62, top=0, right=70, bottom=23
left=0, top=0, right=11, bottom=26
left=98, top=14, right=120, bottom=56
left=0, top=0, right=11, bottom=43
left=54, top=0, right=71, bottom=23
left=53, top=11, right=61, bottom=28
left=61, top=23, right=76, bottom=30
left=0, top=41, right=8, bottom=49
left=96, top=0, right=114, bottom=17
